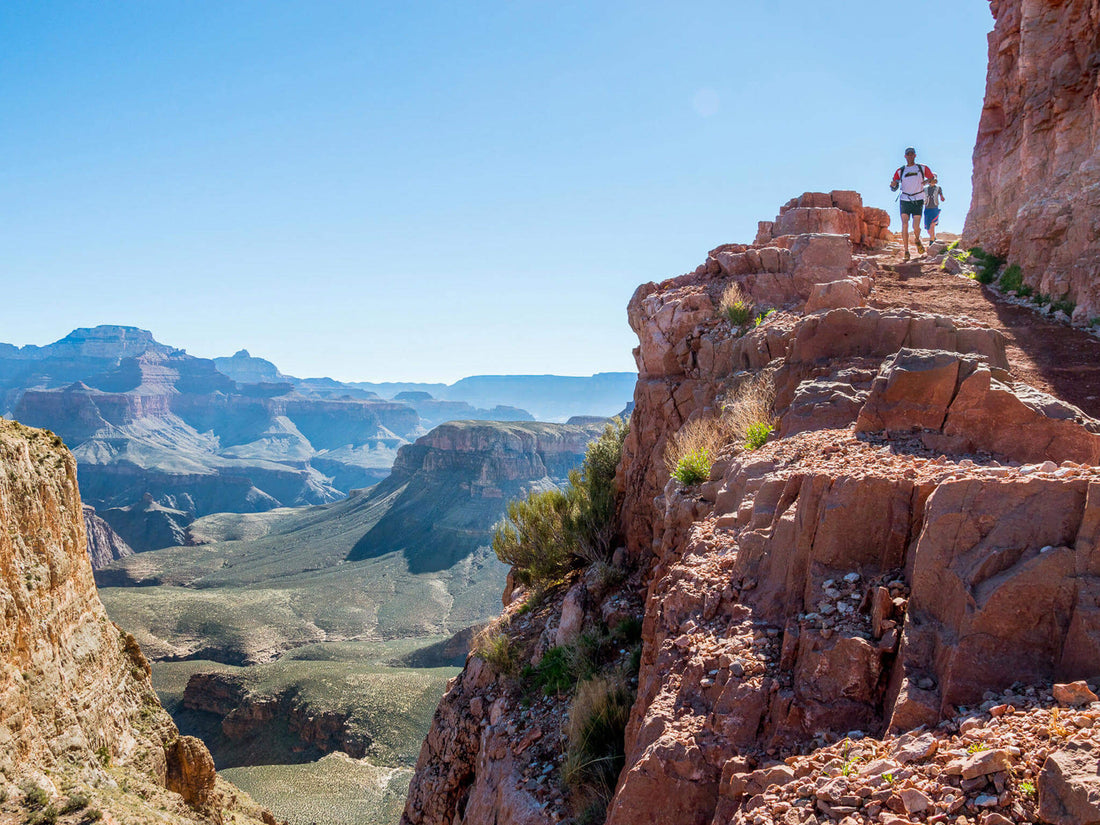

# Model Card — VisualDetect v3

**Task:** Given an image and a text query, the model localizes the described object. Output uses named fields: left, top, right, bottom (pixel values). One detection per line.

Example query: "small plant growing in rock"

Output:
left=998, top=263, right=1023, bottom=293
left=753, top=308, right=777, bottom=327
left=1052, top=298, right=1076, bottom=316
left=60, top=793, right=90, bottom=814
left=1036, top=292, right=1052, bottom=307
left=723, top=372, right=777, bottom=448
left=743, top=421, right=774, bottom=451
left=473, top=626, right=518, bottom=677
left=882, top=771, right=895, bottom=785
left=664, top=416, right=730, bottom=486
left=29, top=806, right=59, bottom=825
left=1018, top=283, right=1034, bottom=298
left=94, top=746, right=110, bottom=768
left=672, top=449, right=711, bottom=486
left=563, top=674, right=633, bottom=820
left=969, top=247, right=1004, bottom=284
left=1018, top=779, right=1036, bottom=797
left=967, top=741, right=990, bottom=754
left=21, top=784, right=48, bottom=810
left=719, top=283, right=754, bottom=328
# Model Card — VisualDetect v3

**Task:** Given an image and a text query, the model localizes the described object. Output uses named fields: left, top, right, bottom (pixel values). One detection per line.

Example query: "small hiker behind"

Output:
left=889, top=147, right=935, bottom=260
left=923, top=176, right=945, bottom=244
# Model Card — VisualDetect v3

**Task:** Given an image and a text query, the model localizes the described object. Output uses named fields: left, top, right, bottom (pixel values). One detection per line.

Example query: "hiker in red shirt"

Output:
left=890, top=147, right=935, bottom=260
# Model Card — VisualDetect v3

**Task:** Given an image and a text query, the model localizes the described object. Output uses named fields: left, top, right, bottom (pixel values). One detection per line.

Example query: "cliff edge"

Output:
left=402, top=191, right=1100, bottom=825
left=0, top=417, right=273, bottom=824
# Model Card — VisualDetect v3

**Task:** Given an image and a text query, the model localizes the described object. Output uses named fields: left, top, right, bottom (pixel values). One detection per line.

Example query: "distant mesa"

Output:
left=0, top=326, right=635, bottom=557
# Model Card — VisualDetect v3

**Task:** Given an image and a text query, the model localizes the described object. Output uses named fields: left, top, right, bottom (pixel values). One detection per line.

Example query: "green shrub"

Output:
left=493, top=418, right=628, bottom=586
left=474, top=627, right=518, bottom=676
left=29, top=806, right=59, bottom=825
left=969, top=247, right=1003, bottom=284
left=21, top=784, right=48, bottom=810
left=1018, top=284, right=1034, bottom=298
left=523, top=646, right=573, bottom=696
left=719, top=282, right=754, bottom=327
left=1052, top=299, right=1076, bottom=316
left=1036, top=292, right=1051, bottom=306
left=61, top=794, right=90, bottom=814
left=998, top=263, right=1023, bottom=292
left=743, top=421, right=774, bottom=450
left=672, top=448, right=711, bottom=486
left=82, top=812, right=103, bottom=825
left=754, top=308, right=777, bottom=327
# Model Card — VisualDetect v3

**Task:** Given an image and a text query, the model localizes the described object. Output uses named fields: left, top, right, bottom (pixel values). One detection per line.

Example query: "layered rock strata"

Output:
left=964, top=0, right=1100, bottom=323
left=403, top=194, right=1100, bottom=825
left=0, top=418, right=271, bottom=823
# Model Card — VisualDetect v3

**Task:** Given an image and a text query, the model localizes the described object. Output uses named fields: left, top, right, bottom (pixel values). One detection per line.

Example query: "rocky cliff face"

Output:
left=402, top=194, right=1100, bottom=825
left=964, top=0, right=1100, bottom=323
left=0, top=418, right=271, bottom=823
left=83, top=503, right=134, bottom=569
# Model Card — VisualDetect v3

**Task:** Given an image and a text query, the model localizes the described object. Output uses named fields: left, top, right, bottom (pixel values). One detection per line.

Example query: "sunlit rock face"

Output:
left=964, top=0, right=1100, bottom=322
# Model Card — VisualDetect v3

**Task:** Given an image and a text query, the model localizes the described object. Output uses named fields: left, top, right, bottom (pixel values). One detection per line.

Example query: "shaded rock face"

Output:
left=404, top=191, right=1100, bottom=825
left=964, top=0, right=1100, bottom=321
left=83, top=503, right=134, bottom=569
left=0, top=419, right=268, bottom=822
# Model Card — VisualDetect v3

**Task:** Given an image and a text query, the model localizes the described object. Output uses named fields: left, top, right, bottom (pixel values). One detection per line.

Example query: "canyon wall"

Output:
left=0, top=417, right=271, bottom=823
left=964, top=0, right=1100, bottom=322
left=403, top=194, right=1100, bottom=825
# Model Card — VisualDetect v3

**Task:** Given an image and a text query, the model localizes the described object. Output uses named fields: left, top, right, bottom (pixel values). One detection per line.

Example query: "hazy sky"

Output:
left=2, top=2, right=994, bottom=382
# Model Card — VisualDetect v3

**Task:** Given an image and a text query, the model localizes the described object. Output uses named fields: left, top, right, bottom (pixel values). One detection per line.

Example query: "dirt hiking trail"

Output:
left=866, top=239, right=1100, bottom=421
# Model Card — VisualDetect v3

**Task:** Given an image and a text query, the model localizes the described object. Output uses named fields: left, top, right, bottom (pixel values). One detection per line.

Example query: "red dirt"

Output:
left=866, top=246, right=1100, bottom=421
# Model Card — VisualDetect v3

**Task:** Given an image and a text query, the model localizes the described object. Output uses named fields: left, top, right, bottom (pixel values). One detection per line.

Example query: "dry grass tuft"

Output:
left=663, top=416, right=731, bottom=476
left=723, top=372, right=777, bottom=443
left=718, top=282, right=754, bottom=327
left=473, top=622, right=518, bottom=676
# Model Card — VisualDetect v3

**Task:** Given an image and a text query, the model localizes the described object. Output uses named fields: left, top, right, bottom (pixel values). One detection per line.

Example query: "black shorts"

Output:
left=900, top=199, right=924, bottom=216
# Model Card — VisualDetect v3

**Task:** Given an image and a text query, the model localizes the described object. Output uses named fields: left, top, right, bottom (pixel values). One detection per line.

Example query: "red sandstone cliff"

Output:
left=402, top=193, right=1100, bottom=825
left=0, top=418, right=273, bottom=824
left=964, top=0, right=1100, bottom=323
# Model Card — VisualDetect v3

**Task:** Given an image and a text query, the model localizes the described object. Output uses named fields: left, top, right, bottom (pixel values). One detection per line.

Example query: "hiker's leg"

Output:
left=901, top=214, right=910, bottom=255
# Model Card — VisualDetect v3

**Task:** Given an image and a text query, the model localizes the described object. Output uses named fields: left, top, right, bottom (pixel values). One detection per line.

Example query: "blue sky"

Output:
left=1, top=2, right=994, bottom=382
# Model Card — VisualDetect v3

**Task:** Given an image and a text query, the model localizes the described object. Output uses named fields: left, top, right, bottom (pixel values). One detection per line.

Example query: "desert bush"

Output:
left=1052, top=298, right=1076, bottom=316
left=523, top=646, right=573, bottom=696
left=81, top=811, right=103, bottom=824
left=29, top=806, right=59, bottom=825
left=493, top=488, right=577, bottom=588
left=672, top=449, right=711, bottom=486
left=1018, top=284, right=1034, bottom=298
left=473, top=625, right=518, bottom=676
left=719, top=282, right=754, bottom=327
left=664, top=416, right=730, bottom=484
left=493, top=418, right=628, bottom=585
left=562, top=674, right=633, bottom=820
left=21, top=784, right=48, bottom=810
left=723, top=372, right=777, bottom=445
left=743, top=421, right=774, bottom=451
left=998, top=263, right=1023, bottom=293
left=968, top=247, right=1003, bottom=284
left=568, top=418, right=630, bottom=564
left=1036, top=292, right=1051, bottom=306
left=61, top=793, right=90, bottom=814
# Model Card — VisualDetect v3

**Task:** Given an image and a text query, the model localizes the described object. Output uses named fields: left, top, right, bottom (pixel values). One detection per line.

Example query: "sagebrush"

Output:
left=493, top=418, right=628, bottom=587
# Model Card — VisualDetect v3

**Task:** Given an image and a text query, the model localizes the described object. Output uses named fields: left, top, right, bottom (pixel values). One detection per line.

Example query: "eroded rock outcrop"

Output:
left=83, top=502, right=134, bottom=569
left=964, top=0, right=1100, bottom=322
left=404, top=191, right=1100, bottom=825
left=0, top=418, right=271, bottom=823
